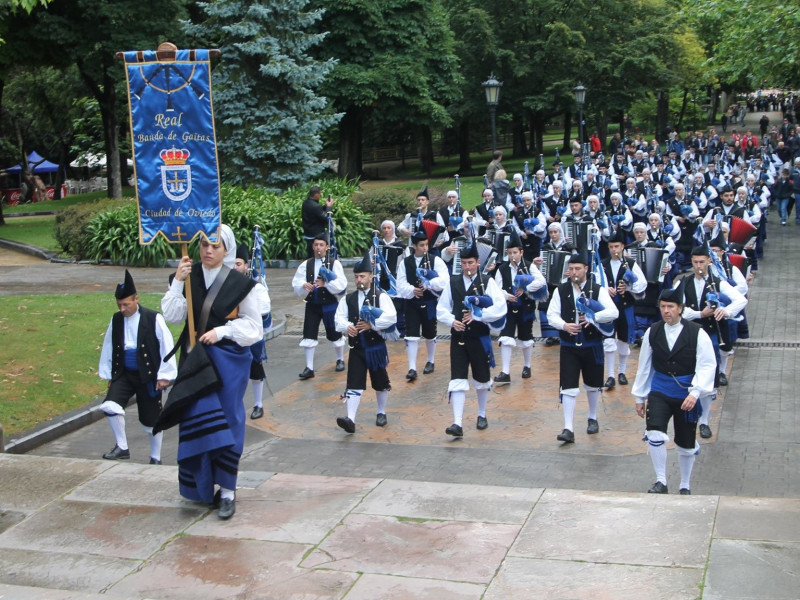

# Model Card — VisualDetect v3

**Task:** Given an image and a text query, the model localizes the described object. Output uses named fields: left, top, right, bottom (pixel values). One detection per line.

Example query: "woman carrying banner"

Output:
left=161, top=224, right=262, bottom=520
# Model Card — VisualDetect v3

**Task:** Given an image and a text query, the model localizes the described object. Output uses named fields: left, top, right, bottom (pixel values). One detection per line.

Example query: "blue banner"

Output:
left=123, top=49, right=221, bottom=245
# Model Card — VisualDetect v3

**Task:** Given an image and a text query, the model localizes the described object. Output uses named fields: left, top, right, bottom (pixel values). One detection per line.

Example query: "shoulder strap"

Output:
left=198, top=266, right=232, bottom=335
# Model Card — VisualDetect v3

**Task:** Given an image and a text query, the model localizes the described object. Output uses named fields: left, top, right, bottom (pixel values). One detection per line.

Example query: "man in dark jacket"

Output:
left=302, top=185, right=334, bottom=258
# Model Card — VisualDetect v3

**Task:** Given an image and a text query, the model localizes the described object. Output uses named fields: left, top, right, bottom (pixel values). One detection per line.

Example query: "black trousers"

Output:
left=646, top=391, right=697, bottom=450
left=106, top=370, right=162, bottom=427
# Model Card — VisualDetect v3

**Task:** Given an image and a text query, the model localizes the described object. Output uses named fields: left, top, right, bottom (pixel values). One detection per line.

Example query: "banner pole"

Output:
left=182, top=242, right=196, bottom=349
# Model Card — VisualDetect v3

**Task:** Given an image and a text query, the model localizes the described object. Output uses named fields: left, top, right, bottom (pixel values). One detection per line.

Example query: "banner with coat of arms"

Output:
left=122, top=48, right=221, bottom=245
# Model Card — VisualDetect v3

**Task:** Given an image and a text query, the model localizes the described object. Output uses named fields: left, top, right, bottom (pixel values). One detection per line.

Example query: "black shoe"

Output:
left=679, top=488, right=691, bottom=495
left=632, top=337, right=642, bottom=349
left=102, top=445, right=130, bottom=460
left=556, top=429, right=575, bottom=443
left=719, top=373, right=728, bottom=386
left=298, top=367, right=315, bottom=380
left=521, top=366, right=531, bottom=378
left=587, top=418, right=599, bottom=435
left=493, top=372, right=510, bottom=384
left=335, top=359, right=346, bottom=372
left=218, top=497, right=236, bottom=520
left=250, top=406, right=264, bottom=420
left=445, top=424, right=463, bottom=437
left=149, top=457, right=162, bottom=465
left=617, top=373, right=628, bottom=385
left=545, top=337, right=559, bottom=346
left=212, top=489, right=221, bottom=508
left=604, top=376, right=615, bottom=390
left=422, top=361, right=435, bottom=374
left=648, top=481, right=668, bottom=494
left=476, top=416, right=488, bottom=430
left=336, top=416, right=356, bottom=434
left=699, top=424, right=712, bottom=439
left=375, top=413, right=387, bottom=427
left=406, top=369, right=418, bottom=382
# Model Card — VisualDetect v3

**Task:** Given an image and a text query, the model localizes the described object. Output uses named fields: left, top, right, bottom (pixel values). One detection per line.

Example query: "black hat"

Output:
left=553, top=159, right=562, bottom=166
left=411, top=230, right=428, bottom=244
left=416, top=186, right=429, bottom=199
left=718, top=184, right=733, bottom=195
left=236, top=243, right=249, bottom=262
left=568, top=253, right=589, bottom=265
left=658, top=287, right=685, bottom=305
left=461, top=242, right=480, bottom=260
left=353, top=251, right=372, bottom=274
left=709, top=232, right=726, bottom=249
left=314, top=232, right=329, bottom=243
left=607, top=230, right=626, bottom=245
left=506, top=229, right=522, bottom=249
left=691, top=245, right=710, bottom=257
left=115, top=269, right=137, bottom=300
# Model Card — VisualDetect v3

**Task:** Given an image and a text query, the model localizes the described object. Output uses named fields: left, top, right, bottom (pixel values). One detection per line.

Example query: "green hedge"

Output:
left=57, top=179, right=373, bottom=265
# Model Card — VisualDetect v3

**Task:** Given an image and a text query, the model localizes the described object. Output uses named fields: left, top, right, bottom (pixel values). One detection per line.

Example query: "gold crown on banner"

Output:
left=159, top=147, right=190, bottom=166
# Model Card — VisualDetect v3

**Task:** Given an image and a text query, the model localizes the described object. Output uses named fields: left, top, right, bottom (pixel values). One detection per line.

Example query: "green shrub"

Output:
left=54, top=199, right=123, bottom=255
left=83, top=204, right=179, bottom=266
left=353, top=188, right=414, bottom=230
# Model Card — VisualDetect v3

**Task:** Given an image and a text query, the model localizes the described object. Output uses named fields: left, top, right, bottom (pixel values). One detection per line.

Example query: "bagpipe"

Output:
left=573, top=230, right=615, bottom=341
left=450, top=174, right=465, bottom=231
left=371, top=231, right=399, bottom=297
left=415, top=251, right=441, bottom=296
left=511, top=257, right=548, bottom=304
left=462, top=271, right=506, bottom=333
left=356, top=258, right=401, bottom=345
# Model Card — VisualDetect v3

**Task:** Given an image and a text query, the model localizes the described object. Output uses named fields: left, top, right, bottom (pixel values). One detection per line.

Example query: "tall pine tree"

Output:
left=187, top=0, right=340, bottom=189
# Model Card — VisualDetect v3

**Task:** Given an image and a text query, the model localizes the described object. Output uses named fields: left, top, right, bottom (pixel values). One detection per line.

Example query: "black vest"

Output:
left=558, top=280, right=604, bottom=344
left=404, top=253, right=438, bottom=301
left=305, top=258, right=339, bottom=304
left=681, top=274, right=720, bottom=336
left=345, top=290, right=386, bottom=350
left=648, top=319, right=701, bottom=377
left=602, top=257, right=637, bottom=308
left=449, top=273, right=491, bottom=338
left=111, top=306, right=161, bottom=384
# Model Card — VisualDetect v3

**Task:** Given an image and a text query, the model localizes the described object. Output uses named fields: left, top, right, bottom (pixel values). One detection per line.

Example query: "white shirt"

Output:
left=334, top=288, right=398, bottom=336
left=98, top=307, right=178, bottom=381
left=436, top=273, right=507, bottom=328
left=546, top=281, right=619, bottom=330
left=632, top=321, right=716, bottom=401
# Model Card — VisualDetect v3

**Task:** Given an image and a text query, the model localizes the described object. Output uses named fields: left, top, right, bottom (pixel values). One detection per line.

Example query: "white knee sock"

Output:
left=425, top=338, right=436, bottom=363
left=618, top=353, right=629, bottom=374
left=335, top=344, right=345, bottom=361
left=107, top=414, right=128, bottom=450
left=586, top=388, right=600, bottom=420
left=501, top=344, right=513, bottom=374
left=143, top=426, right=162, bottom=461
left=699, top=394, right=713, bottom=426
left=605, top=351, right=616, bottom=378
left=649, top=443, right=668, bottom=485
left=477, top=388, right=488, bottom=418
left=346, top=389, right=363, bottom=421
left=451, top=391, right=466, bottom=426
left=522, top=345, right=532, bottom=368
left=305, top=347, right=315, bottom=370
left=219, top=486, right=235, bottom=501
left=406, top=339, right=419, bottom=370
left=678, top=451, right=696, bottom=491
left=561, top=393, right=577, bottom=432
left=616, top=340, right=630, bottom=375
left=376, top=390, right=388, bottom=415
left=719, top=352, right=729, bottom=374
left=251, top=379, right=264, bottom=408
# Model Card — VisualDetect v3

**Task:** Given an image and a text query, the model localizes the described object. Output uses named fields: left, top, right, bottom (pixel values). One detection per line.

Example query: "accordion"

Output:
left=563, top=220, right=596, bottom=253
left=540, top=250, right=570, bottom=286
left=632, top=247, right=669, bottom=284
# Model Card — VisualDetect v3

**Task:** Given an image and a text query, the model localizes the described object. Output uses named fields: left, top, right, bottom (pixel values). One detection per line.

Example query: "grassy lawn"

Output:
left=0, top=293, right=181, bottom=437
left=0, top=216, right=60, bottom=251
left=3, top=187, right=135, bottom=215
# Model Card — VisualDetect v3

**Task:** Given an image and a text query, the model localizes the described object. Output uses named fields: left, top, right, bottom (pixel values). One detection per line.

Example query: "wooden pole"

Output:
left=182, top=242, right=196, bottom=349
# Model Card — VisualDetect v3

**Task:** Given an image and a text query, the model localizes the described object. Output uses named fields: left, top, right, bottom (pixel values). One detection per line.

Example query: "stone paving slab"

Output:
left=0, top=454, right=113, bottom=514
left=302, top=513, right=521, bottom=584
left=0, top=548, right=139, bottom=594
left=109, top=535, right=357, bottom=600
left=509, top=488, right=717, bottom=568
left=353, top=478, right=542, bottom=523
left=703, top=539, right=800, bottom=600
left=715, top=496, right=800, bottom=542
left=0, top=583, right=127, bottom=599
left=484, top=556, right=703, bottom=600
left=0, top=499, right=205, bottom=560
left=345, top=573, right=485, bottom=600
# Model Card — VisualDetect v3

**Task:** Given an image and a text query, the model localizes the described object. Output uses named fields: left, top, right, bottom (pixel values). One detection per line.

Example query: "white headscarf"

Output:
left=219, top=224, right=236, bottom=269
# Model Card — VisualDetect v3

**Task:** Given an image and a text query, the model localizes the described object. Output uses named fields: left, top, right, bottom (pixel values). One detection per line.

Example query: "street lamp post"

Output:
left=692, top=89, right=698, bottom=132
left=482, top=74, right=503, bottom=152
left=573, top=82, right=586, bottom=147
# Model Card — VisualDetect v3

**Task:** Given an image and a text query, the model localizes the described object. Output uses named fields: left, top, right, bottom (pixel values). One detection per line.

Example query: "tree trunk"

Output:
left=677, top=89, right=688, bottom=133
left=511, top=113, right=527, bottom=157
left=597, top=111, right=609, bottom=154
left=417, top=124, right=433, bottom=175
left=457, top=119, right=471, bottom=174
left=337, top=106, right=363, bottom=180
left=531, top=112, right=547, bottom=167
left=562, top=111, right=572, bottom=152
left=103, top=71, right=122, bottom=199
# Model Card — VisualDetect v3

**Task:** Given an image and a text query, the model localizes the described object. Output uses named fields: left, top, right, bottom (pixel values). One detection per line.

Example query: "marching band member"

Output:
left=437, top=243, right=507, bottom=437
left=334, top=253, right=397, bottom=433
